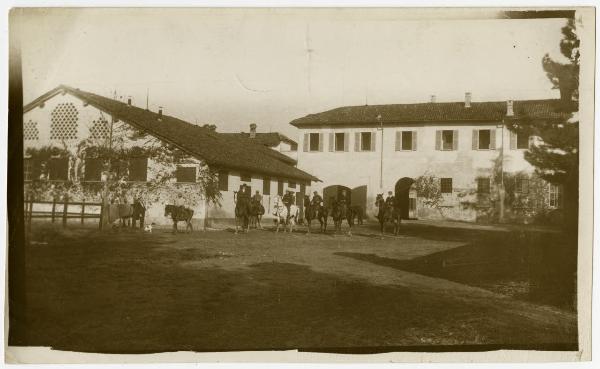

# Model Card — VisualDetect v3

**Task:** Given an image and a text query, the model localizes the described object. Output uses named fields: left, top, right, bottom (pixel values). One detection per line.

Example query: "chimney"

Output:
left=464, top=92, right=472, bottom=108
left=158, top=106, right=163, bottom=120
left=249, top=123, right=257, bottom=139
left=506, top=100, right=514, bottom=117
left=430, top=95, right=436, bottom=103
left=127, top=96, right=132, bottom=106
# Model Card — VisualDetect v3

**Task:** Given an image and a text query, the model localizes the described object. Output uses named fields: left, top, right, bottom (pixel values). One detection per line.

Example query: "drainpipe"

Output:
left=498, top=120, right=505, bottom=223
left=377, top=114, right=383, bottom=190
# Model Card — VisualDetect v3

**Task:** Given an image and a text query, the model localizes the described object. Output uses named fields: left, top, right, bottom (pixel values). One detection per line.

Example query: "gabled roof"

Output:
left=219, top=132, right=297, bottom=165
left=24, top=85, right=318, bottom=182
left=290, top=99, right=568, bottom=127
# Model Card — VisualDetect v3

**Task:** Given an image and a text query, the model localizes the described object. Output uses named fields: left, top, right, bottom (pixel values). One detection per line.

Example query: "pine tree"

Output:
left=506, top=18, right=579, bottom=233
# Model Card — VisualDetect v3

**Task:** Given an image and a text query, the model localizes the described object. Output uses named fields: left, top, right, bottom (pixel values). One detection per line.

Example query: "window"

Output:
left=263, top=177, right=271, bottom=195
left=240, top=173, right=251, bottom=182
left=478, top=129, right=491, bottom=150
left=84, top=158, right=103, bottom=181
left=401, top=131, right=413, bottom=150
left=277, top=179, right=284, bottom=195
left=24, top=120, right=39, bottom=140
left=442, top=130, right=454, bottom=150
left=309, top=133, right=320, bottom=151
left=477, top=177, right=490, bottom=194
left=176, top=166, right=196, bottom=183
left=440, top=178, right=453, bottom=193
left=24, top=158, right=35, bottom=181
left=515, top=178, right=529, bottom=194
left=517, top=132, right=530, bottom=149
left=128, top=157, right=148, bottom=182
left=218, top=170, right=228, bottom=191
left=335, top=132, right=345, bottom=151
left=89, top=117, right=110, bottom=140
left=48, top=158, right=69, bottom=181
left=548, top=184, right=562, bottom=208
left=290, top=143, right=298, bottom=151
left=361, top=132, right=372, bottom=151
left=288, top=181, right=297, bottom=189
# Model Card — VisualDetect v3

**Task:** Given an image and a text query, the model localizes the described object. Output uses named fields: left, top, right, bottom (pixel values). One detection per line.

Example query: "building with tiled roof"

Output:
left=291, top=93, right=565, bottom=224
left=23, top=85, right=318, bottom=227
left=221, top=125, right=299, bottom=163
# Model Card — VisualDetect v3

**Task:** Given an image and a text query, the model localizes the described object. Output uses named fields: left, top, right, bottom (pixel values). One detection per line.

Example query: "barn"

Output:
left=22, top=85, right=319, bottom=228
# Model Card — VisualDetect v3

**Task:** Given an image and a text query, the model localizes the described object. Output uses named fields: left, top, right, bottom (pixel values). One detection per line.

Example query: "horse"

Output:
left=114, top=199, right=146, bottom=229
left=273, top=196, right=300, bottom=233
left=164, top=205, right=194, bottom=234
left=234, top=191, right=251, bottom=234
left=330, top=200, right=353, bottom=236
left=303, top=195, right=328, bottom=234
left=375, top=194, right=401, bottom=236
left=249, top=199, right=265, bottom=229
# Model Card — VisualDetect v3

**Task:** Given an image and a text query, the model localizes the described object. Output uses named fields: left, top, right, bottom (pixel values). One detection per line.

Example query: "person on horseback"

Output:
left=175, top=193, right=186, bottom=213
left=282, top=189, right=294, bottom=223
left=385, top=191, right=395, bottom=207
left=252, top=190, right=262, bottom=204
left=339, top=190, right=348, bottom=205
left=311, top=191, right=323, bottom=206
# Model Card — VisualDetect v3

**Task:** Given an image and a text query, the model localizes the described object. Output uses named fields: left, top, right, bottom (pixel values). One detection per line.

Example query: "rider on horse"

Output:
left=311, top=191, right=323, bottom=206
left=252, top=190, right=262, bottom=204
left=385, top=191, right=395, bottom=207
left=282, top=189, right=294, bottom=221
left=175, top=193, right=186, bottom=212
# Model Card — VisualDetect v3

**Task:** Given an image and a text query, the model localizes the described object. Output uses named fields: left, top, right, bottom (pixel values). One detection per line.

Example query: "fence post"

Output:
left=81, top=199, right=86, bottom=225
left=51, top=197, right=56, bottom=223
left=62, top=195, right=68, bottom=227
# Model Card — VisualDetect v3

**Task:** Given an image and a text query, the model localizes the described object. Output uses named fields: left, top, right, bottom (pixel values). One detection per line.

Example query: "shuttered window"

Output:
left=360, top=132, right=372, bottom=151
left=277, top=179, right=284, bottom=195
left=515, top=178, right=529, bottom=194
left=263, top=177, right=271, bottom=195
left=517, top=132, right=530, bottom=149
left=240, top=173, right=251, bottom=182
left=289, top=181, right=297, bottom=189
left=440, top=178, right=453, bottom=193
left=129, top=157, right=148, bottom=182
left=335, top=132, right=345, bottom=151
left=218, top=170, right=228, bottom=191
left=176, top=166, right=196, bottom=183
left=48, top=158, right=69, bottom=180
left=309, top=133, right=320, bottom=151
left=477, top=177, right=490, bottom=194
left=84, top=158, right=103, bottom=181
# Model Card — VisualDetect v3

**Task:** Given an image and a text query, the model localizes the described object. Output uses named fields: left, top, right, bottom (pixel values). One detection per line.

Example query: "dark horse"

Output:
left=303, top=195, right=328, bottom=234
left=330, top=200, right=354, bottom=236
left=375, top=194, right=401, bottom=236
left=349, top=205, right=364, bottom=225
left=164, top=205, right=194, bottom=234
left=249, top=199, right=265, bottom=229
left=116, top=200, right=146, bottom=229
left=234, top=191, right=251, bottom=234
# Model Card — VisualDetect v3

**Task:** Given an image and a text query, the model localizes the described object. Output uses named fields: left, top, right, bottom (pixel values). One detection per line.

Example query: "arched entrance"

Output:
left=395, top=177, right=415, bottom=219
left=323, top=185, right=351, bottom=208
left=351, top=185, right=367, bottom=218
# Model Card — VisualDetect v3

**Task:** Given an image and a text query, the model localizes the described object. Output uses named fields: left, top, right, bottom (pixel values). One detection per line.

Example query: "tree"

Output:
left=506, top=18, right=579, bottom=234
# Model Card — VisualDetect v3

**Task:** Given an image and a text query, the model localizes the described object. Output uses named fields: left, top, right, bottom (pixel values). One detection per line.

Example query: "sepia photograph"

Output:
left=4, top=4, right=595, bottom=364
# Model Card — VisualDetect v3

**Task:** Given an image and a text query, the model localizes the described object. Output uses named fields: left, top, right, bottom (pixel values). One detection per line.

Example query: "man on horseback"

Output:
left=282, top=189, right=294, bottom=222
left=175, top=193, right=186, bottom=213
left=385, top=191, right=395, bottom=207
left=252, top=190, right=262, bottom=204
left=311, top=191, right=323, bottom=206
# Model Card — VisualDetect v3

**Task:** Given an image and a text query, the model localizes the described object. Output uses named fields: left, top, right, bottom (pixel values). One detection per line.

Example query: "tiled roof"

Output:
left=290, top=99, right=568, bottom=127
left=24, top=86, right=319, bottom=182
left=221, top=132, right=296, bottom=148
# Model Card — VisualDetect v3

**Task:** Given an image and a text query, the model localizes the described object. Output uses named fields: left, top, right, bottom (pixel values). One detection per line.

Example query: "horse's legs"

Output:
left=306, top=219, right=311, bottom=234
left=234, top=216, right=239, bottom=234
left=172, top=220, right=177, bottom=234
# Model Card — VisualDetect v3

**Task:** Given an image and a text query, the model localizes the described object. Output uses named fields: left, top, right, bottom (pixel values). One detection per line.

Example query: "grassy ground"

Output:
left=10, top=221, right=577, bottom=353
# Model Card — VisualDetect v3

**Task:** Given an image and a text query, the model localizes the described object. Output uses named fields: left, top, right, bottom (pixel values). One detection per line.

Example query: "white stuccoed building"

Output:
left=22, top=85, right=318, bottom=228
left=291, top=93, right=566, bottom=224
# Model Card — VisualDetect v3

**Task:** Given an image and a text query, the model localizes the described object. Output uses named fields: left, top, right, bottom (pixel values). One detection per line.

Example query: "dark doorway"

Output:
left=323, top=185, right=351, bottom=208
left=351, top=185, right=367, bottom=218
left=395, top=177, right=415, bottom=219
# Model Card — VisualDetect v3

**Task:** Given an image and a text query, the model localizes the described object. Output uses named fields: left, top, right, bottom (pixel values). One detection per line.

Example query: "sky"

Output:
left=16, top=8, right=569, bottom=138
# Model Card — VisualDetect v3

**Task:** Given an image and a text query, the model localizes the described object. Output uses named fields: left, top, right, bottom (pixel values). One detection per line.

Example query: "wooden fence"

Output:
left=24, top=195, right=104, bottom=232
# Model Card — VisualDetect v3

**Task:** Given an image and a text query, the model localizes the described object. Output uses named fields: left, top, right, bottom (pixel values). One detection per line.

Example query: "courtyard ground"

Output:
left=10, top=220, right=577, bottom=353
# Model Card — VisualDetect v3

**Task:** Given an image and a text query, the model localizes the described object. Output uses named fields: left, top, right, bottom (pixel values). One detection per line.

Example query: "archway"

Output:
left=323, top=185, right=351, bottom=208
left=395, top=177, right=415, bottom=219
left=351, top=185, right=367, bottom=218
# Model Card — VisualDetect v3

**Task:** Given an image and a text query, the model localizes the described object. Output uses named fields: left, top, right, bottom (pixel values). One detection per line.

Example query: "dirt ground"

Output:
left=10, top=221, right=578, bottom=353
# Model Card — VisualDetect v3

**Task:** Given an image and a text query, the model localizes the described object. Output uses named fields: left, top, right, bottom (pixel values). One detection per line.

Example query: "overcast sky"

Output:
left=17, top=8, right=569, bottom=138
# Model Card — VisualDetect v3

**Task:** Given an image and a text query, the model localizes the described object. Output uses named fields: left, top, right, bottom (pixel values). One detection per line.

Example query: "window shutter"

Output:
left=509, top=131, right=516, bottom=150
left=318, top=133, right=324, bottom=152
left=395, top=131, right=401, bottom=151
left=472, top=129, right=478, bottom=150
left=218, top=170, right=229, bottom=191
left=370, top=132, right=376, bottom=151
left=303, top=133, right=309, bottom=152
left=412, top=131, right=417, bottom=151
left=452, top=130, right=459, bottom=150
left=263, top=177, right=270, bottom=195
left=435, top=130, right=441, bottom=150
left=490, top=129, right=496, bottom=150
left=328, top=132, right=334, bottom=152
left=129, top=157, right=148, bottom=182
left=343, top=132, right=349, bottom=151
left=354, top=132, right=361, bottom=151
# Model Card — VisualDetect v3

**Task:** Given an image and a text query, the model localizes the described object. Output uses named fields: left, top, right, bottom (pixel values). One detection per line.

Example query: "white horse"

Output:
left=273, top=196, right=300, bottom=233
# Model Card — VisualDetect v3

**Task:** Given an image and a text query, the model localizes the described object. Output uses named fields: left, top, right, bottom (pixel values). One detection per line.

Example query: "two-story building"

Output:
left=291, top=93, right=566, bottom=224
left=23, top=85, right=318, bottom=228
